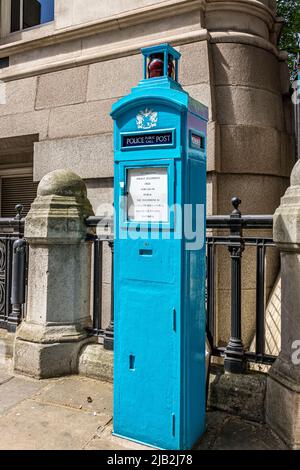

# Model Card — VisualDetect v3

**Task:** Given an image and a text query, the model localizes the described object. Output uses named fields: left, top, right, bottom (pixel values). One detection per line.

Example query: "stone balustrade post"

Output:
left=14, top=169, right=94, bottom=378
left=266, top=161, right=300, bottom=449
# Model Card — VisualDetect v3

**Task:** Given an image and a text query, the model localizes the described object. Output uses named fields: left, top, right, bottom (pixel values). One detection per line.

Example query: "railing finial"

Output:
left=15, top=204, right=24, bottom=220
left=231, top=197, right=241, bottom=216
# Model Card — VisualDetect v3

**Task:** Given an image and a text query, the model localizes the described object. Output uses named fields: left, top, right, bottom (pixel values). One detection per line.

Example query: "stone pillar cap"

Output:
left=25, top=169, right=94, bottom=243
left=38, top=169, right=87, bottom=198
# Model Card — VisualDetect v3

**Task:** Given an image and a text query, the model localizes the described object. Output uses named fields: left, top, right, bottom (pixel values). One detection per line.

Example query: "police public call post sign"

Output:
left=121, top=130, right=174, bottom=149
left=111, top=43, right=208, bottom=451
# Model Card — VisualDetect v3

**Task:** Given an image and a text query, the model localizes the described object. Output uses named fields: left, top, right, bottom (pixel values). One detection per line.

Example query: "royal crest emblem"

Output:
left=136, top=108, right=158, bottom=130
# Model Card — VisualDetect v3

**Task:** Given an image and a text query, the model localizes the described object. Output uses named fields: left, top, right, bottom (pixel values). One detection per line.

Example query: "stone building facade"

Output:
left=0, top=0, right=296, bottom=341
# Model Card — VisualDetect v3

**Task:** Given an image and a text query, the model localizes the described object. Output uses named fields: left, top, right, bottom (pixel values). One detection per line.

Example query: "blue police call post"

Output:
left=111, top=44, right=208, bottom=450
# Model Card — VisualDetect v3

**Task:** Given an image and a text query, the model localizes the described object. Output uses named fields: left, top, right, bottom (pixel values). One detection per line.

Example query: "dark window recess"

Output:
left=0, top=57, right=9, bottom=69
left=1, top=176, right=38, bottom=218
left=11, top=0, right=21, bottom=32
left=23, top=0, right=41, bottom=29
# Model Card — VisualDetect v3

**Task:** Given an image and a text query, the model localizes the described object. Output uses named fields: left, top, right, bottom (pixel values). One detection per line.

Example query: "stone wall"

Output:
left=0, top=0, right=296, bottom=342
left=55, top=0, right=171, bottom=29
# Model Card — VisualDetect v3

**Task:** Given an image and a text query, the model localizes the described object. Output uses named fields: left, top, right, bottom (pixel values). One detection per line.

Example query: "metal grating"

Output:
left=1, top=176, right=38, bottom=217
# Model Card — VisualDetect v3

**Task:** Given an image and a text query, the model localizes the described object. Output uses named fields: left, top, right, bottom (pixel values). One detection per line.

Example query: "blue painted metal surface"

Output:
left=111, top=44, right=208, bottom=450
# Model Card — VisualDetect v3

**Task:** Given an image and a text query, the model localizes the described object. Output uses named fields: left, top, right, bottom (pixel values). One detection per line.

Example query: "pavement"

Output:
left=0, top=362, right=287, bottom=451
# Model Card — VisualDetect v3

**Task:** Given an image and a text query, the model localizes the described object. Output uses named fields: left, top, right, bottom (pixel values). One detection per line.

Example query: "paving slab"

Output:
left=0, top=400, right=111, bottom=450
left=0, top=330, right=14, bottom=356
left=84, top=423, right=152, bottom=451
left=195, top=412, right=230, bottom=450
left=0, top=366, right=13, bottom=385
left=0, top=331, right=14, bottom=368
left=208, top=415, right=288, bottom=450
left=0, top=377, right=48, bottom=416
left=0, top=361, right=288, bottom=451
left=34, top=375, right=113, bottom=415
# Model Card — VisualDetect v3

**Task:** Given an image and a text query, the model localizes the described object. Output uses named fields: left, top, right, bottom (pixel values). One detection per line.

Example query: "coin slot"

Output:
left=139, top=249, right=153, bottom=256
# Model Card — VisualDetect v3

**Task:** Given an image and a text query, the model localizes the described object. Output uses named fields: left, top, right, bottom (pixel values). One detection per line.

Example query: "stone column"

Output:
left=14, top=169, right=94, bottom=379
left=188, top=0, right=296, bottom=349
left=266, top=161, right=300, bottom=449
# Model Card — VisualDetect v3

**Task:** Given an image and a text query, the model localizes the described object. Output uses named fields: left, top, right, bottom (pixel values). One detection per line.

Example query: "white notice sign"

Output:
left=127, top=167, right=168, bottom=223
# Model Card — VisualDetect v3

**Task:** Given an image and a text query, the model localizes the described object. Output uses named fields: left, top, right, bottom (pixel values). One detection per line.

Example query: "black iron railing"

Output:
left=0, top=205, right=27, bottom=332
left=207, top=197, right=277, bottom=372
left=86, top=198, right=278, bottom=371
left=86, top=216, right=114, bottom=350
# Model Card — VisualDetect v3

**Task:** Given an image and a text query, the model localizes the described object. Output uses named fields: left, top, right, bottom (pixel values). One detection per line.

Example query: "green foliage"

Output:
left=276, top=0, right=300, bottom=80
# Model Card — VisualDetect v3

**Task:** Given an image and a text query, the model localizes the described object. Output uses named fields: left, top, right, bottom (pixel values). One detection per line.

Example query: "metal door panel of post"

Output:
left=114, top=282, right=179, bottom=449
